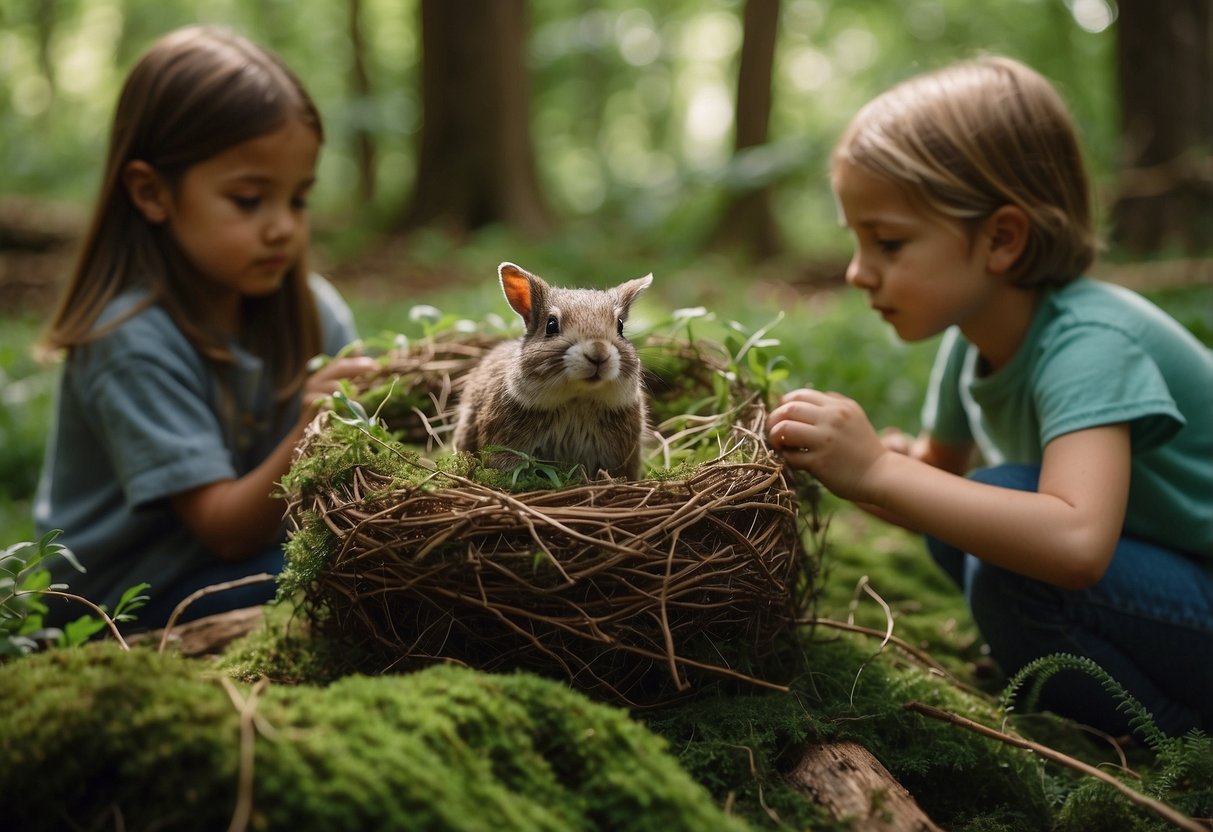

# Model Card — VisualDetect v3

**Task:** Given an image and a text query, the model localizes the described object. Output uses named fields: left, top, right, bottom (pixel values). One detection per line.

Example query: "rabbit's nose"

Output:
left=586, top=343, right=610, bottom=364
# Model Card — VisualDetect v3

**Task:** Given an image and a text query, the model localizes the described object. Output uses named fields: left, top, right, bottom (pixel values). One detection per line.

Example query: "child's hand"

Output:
left=879, top=427, right=914, bottom=456
left=301, top=356, right=380, bottom=414
left=767, top=388, right=888, bottom=501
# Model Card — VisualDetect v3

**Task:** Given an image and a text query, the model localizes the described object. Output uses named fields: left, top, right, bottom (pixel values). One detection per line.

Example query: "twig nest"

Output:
left=281, top=331, right=816, bottom=707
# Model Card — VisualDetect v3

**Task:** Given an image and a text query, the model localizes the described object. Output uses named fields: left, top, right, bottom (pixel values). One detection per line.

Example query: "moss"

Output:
left=0, top=643, right=751, bottom=832
left=225, top=606, right=1051, bottom=830
left=274, top=511, right=337, bottom=599
left=645, top=636, right=1053, bottom=832
left=215, top=602, right=363, bottom=686
left=11, top=608, right=1199, bottom=831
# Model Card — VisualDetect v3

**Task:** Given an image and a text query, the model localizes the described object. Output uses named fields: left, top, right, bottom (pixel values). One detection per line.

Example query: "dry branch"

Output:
left=787, top=741, right=943, bottom=831
left=905, top=700, right=1208, bottom=832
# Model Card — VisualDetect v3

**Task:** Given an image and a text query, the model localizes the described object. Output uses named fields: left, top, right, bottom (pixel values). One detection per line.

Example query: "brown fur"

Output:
left=452, top=262, right=652, bottom=479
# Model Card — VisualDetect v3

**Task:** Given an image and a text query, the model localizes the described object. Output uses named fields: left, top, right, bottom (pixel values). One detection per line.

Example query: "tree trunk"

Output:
left=348, top=0, right=377, bottom=202
left=1110, top=0, right=1213, bottom=256
left=787, top=741, right=943, bottom=832
left=34, top=0, right=58, bottom=96
left=709, top=0, right=783, bottom=260
left=399, top=0, right=553, bottom=238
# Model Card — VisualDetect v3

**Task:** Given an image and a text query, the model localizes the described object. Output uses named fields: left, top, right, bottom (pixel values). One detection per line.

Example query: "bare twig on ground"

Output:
left=33, top=589, right=130, bottom=650
left=905, top=700, right=1208, bottom=832
left=158, top=574, right=275, bottom=654
left=219, top=676, right=272, bottom=832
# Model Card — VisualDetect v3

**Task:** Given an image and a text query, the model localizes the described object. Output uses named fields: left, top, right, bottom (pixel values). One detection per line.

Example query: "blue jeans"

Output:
left=927, top=464, right=1213, bottom=737
left=132, top=545, right=285, bottom=630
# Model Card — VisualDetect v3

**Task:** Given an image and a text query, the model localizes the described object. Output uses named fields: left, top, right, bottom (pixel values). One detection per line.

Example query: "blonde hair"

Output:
left=41, top=25, right=325, bottom=402
left=833, top=56, right=1097, bottom=288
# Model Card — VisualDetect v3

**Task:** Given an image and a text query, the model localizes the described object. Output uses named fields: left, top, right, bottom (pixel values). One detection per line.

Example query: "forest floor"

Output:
left=3, top=196, right=1211, bottom=829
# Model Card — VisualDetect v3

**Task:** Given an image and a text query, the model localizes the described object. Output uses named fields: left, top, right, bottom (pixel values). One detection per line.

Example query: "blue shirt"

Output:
left=923, top=278, right=1213, bottom=559
left=34, top=275, right=359, bottom=614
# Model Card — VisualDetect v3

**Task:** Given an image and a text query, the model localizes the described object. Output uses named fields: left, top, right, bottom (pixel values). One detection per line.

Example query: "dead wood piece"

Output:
left=787, top=741, right=942, bottom=832
left=131, top=606, right=265, bottom=656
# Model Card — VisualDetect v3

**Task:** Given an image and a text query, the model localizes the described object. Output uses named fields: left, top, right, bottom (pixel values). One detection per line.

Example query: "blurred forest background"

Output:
left=0, top=0, right=1210, bottom=542
left=2, top=0, right=1210, bottom=277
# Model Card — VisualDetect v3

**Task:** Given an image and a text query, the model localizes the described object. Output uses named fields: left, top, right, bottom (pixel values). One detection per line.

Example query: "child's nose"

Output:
left=265, top=205, right=302, bottom=242
left=845, top=253, right=878, bottom=290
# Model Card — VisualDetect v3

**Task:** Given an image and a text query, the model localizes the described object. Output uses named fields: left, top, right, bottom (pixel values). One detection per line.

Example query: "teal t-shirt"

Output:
left=922, top=278, right=1213, bottom=559
left=34, top=274, right=360, bottom=617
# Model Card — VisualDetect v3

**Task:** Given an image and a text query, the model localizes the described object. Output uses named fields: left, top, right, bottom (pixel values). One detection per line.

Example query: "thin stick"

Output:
left=726, top=743, right=781, bottom=825
left=801, top=617, right=987, bottom=699
left=904, top=700, right=1207, bottom=832
left=220, top=676, right=270, bottom=832
left=32, top=589, right=130, bottom=650
left=159, top=574, right=275, bottom=653
left=846, top=576, right=894, bottom=706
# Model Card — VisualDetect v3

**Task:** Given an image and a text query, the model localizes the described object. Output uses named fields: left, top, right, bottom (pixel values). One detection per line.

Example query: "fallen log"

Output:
left=129, top=606, right=265, bottom=656
left=787, top=741, right=943, bottom=831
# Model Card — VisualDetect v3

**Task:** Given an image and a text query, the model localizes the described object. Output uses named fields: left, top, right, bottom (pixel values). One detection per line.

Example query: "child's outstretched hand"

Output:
left=767, top=388, right=888, bottom=501
left=301, top=356, right=380, bottom=418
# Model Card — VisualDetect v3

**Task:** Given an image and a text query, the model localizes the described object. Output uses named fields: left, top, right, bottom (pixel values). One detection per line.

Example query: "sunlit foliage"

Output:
left=2, top=0, right=1116, bottom=255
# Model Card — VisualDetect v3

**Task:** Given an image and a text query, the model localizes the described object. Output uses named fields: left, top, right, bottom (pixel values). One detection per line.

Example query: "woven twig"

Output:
left=285, top=332, right=814, bottom=707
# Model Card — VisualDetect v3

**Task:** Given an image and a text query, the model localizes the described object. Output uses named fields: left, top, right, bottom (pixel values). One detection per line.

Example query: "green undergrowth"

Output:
left=214, top=601, right=1212, bottom=831
left=3, top=510, right=1207, bottom=832
left=646, top=635, right=1051, bottom=832
left=1, top=642, right=750, bottom=832
left=5, top=284, right=1210, bottom=830
left=225, top=605, right=1039, bottom=829
left=810, top=498, right=987, bottom=683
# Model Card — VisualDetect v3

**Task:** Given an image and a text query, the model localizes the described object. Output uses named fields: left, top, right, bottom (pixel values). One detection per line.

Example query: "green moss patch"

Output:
left=0, top=643, right=750, bottom=832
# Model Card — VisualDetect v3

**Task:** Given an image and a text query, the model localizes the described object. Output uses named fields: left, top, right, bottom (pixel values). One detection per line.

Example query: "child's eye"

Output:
left=291, top=194, right=311, bottom=211
left=876, top=239, right=904, bottom=254
left=231, top=195, right=261, bottom=211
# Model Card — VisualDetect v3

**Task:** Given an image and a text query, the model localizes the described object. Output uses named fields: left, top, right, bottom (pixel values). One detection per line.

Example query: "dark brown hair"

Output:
left=41, top=25, right=325, bottom=402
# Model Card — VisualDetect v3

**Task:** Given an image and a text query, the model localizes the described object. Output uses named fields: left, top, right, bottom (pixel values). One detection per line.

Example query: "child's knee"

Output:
left=965, top=558, right=1068, bottom=653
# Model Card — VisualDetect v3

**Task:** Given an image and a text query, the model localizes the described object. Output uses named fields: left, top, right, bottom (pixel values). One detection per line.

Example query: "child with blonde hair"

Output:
left=769, top=56, right=1213, bottom=736
left=36, top=26, right=378, bottom=628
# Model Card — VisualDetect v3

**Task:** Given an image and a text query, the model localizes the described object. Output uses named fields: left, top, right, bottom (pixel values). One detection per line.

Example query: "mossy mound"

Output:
left=219, top=605, right=1054, bottom=831
left=646, top=636, right=1055, bottom=832
left=0, top=643, right=749, bottom=832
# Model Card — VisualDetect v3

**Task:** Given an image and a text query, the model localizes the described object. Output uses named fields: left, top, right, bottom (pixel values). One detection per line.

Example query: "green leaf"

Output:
left=333, top=390, right=372, bottom=424
left=113, top=582, right=151, bottom=620
left=59, top=614, right=107, bottom=647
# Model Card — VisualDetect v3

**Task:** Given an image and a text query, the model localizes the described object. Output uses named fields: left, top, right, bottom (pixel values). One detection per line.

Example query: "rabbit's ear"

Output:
left=499, top=262, right=547, bottom=325
left=615, top=273, right=653, bottom=312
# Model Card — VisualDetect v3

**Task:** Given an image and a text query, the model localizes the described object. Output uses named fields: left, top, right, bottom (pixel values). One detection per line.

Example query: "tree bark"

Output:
left=348, top=0, right=377, bottom=202
left=787, top=741, right=943, bottom=832
left=130, top=607, right=265, bottom=657
left=399, top=0, right=553, bottom=238
left=1110, top=0, right=1213, bottom=256
left=709, top=0, right=783, bottom=260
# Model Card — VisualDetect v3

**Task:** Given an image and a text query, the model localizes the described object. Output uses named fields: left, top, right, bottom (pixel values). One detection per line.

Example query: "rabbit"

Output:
left=452, top=261, right=653, bottom=480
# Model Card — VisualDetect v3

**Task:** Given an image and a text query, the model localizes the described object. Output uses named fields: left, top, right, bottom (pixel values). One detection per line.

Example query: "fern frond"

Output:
left=999, top=653, right=1167, bottom=750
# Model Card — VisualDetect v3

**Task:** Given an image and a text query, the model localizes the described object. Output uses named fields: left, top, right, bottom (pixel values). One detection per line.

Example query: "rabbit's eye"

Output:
left=545, top=315, right=560, bottom=336
left=616, top=318, right=624, bottom=337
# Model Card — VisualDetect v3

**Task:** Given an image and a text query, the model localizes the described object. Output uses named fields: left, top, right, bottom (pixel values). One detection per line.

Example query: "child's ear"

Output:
left=123, top=160, right=171, bottom=224
left=983, top=204, right=1030, bottom=276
